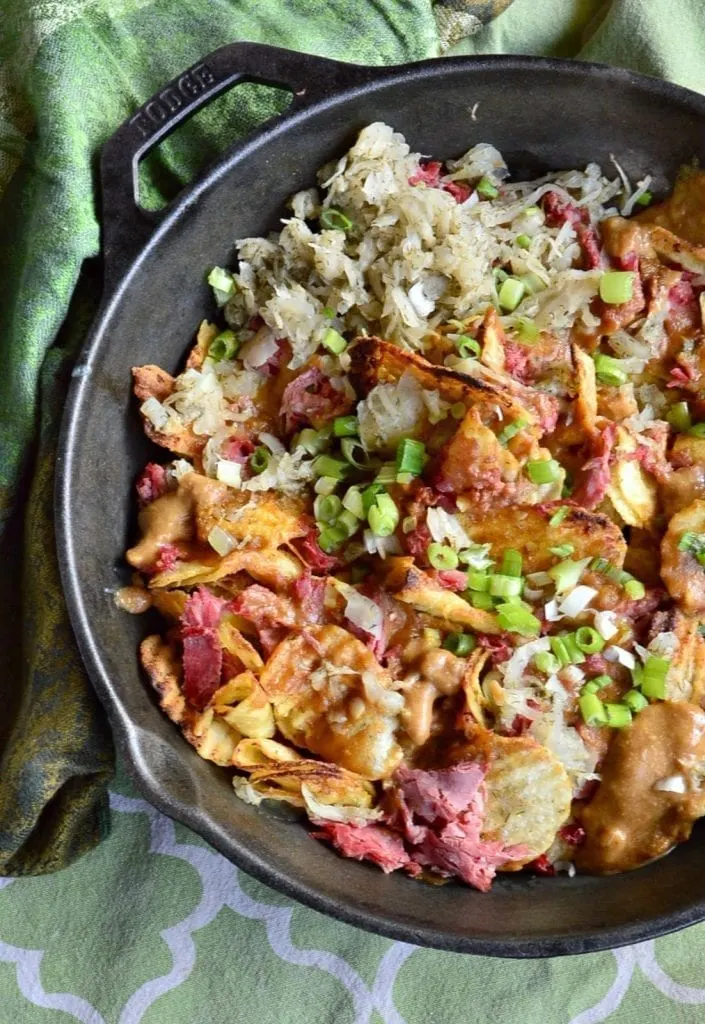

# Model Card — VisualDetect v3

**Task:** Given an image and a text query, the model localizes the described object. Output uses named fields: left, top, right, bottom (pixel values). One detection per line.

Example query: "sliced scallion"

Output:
left=314, top=493, right=343, bottom=524
left=312, top=454, right=349, bottom=480
left=579, top=692, right=607, bottom=726
left=534, top=651, right=559, bottom=675
left=501, top=549, right=523, bottom=577
left=624, top=579, right=645, bottom=600
left=516, top=233, right=531, bottom=249
left=428, top=543, right=460, bottom=571
left=318, top=524, right=347, bottom=553
left=640, top=655, right=670, bottom=699
left=549, top=543, right=575, bottom=559
left=496, top=604, right=540, bottom=636
left=470, top=591, right=494, bottom=610
left=320, top=208, right=353, bottom=232
left=527, top=459, right=561, bottom=485
left=456, top=335, right=481, bottom=359
left=498, top=417, right=528, bottom=446
left=498, top=277, right=526, bottom=312
left=549, top=506, right=570, bottom=527
left=336, top=509, right=360, bottom=538
left=476, top=176, right=499, bottom=199
left=333, top=415, right=359, bottom=437
left=321, top=327, right=347, bottom=354
left=516, top=317, right=539, bottom=343
left=604, top=702, right=633, bottom=728
left=368, top=493, right=399, bottom=537
left=443, top=632, right=476, bottom=656
left=375, top=462, right=398, bottom=485
left=599, top=271, right=634, bottom=305
left=594, top=353, right=629, bottom=386
left=314, top=475, right=339, bottom=496
left=624, top=689, right=649, bottom=712
left=340, top=437, right=371, bottom=469
left=249, top=447, right=270, bottom=475
left=467, top=570, right=490, bottom=592
left=575, top=626, right=605, bottom=654
left=548, top=557, right=590, bottom=593
left=342, top=486, right=365, bottom=520
left=208, top=329, right=239, bottom=361
left=396, top=437, right=426, bottom=476
left=667, top=401, right=692, bottom=433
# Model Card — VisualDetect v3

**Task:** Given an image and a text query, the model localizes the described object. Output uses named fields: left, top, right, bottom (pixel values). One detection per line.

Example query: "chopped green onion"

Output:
left=520, top=272, right=547, bottom=295
left=318, top=524, right=348, bottom=553
left=501, top=549, right=523, bottom=577
left=467, top=570, right=490, bottom=592
left=340, top=437, right=371, bottom=469
left=591, top=675, right=612, bottom=690
left=375, top=462, right=398, bottom=485
left=456, top=334, right=481, bottom=359
left=635, top=190, right=653, bottom=207
left=582, top=681, right=600, bottom=694
left=640, top=655, right=670, bottom=699
left=249, top=447, right=270, bottom=475
left=489, top=573, right=523, bottom=599
left=604, top=702, right=633, bottom=728
left=322, top=306, right=335, bottom=319
left=450, top=402, right=466, bottom=420
left=562, top=632, right=586, bottom=664
left=476, top=176, right=499, bottom=199
left=516, top=233, right=531, bottom=249
left=494, top=267, right=508, bottom=285
left=312, top=454, right=349, bottom=480
left=333, top=415, right=359, bottom=438
left=527, top=459, right=561, bottom=485
left=314, top=493, right=343, bottom=524
left=321, top=327, right=347, bottom=354
left=208, top=329, right=239, bottom=361
left=498, top=417, right=528, bottom=446
left=314, top=475, right=338, bottom=496
left=428, top=543, right=459, bottom=571
left=678, top=531, right=705, bottom=560
left=396, top=437, right=426, bottom=476
left=624, top=689, right=649, bottom=712
left=342, top=486, right=365, bottom=520
left=470, top=591, right=494, bottom=610
left=575, top=626, right=605, bottom=654
left=624, top=579, right=645, bottom=600
left=496, top=604, right=541, bottom=637
left=549, top=506, right=570, bottom=527
left=498, top=277, right=526, bottom=312
left=549, top=543, right=575, bottom=559
left=667, top=401, right=692, bottom=433
left=548, top=557, right=590, bottom=593
left=336, top=509, right=360, bottom=538
left=516, top=317, right=539, bottom=343
left=361, top=483, right=384, bottom=515
left=207, top=266, right=235, bottom=305
left=295, top=427, right=331, bottom=456
left=443, top=632, right=476, bottom=656
left=594, top=353, right=629, bottom=386
left=599, top=271, right=634, bottom=305
left=534, top=651, right=559, bottom=675
left=368, top=493, right=399, bottom=537
left=580, top=692, right=607, bottom=726
left=320, top=208, right=353, bottom=232
left=689, top=423, right=705, bottom=438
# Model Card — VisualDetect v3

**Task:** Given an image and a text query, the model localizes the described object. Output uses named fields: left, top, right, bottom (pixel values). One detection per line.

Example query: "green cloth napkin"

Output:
left=4, top=1, right=705, bottom=1019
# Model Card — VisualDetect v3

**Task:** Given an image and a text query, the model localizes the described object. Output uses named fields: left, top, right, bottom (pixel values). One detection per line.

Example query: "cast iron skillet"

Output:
left=56, top=42, right=705, bottom=956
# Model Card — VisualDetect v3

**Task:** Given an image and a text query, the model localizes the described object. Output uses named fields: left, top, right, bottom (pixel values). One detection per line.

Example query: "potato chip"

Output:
left=187, top=320, right=218, bottom=370
left=150, top=546, right=302, bottom=590
left=462, top=648, right=491, bottom=726
left=245, top=759, right=376, bottom=810
left=478, top=307, right=506, bottom=373
left=232, top=737, right=304, bottom=771
left=384, top=560, right=501, bottom=634
left=572, top=345, right=598, bottom=437
left=132, top=365, right=205, bottom=458
left=661, top=500, right=705, bottom=613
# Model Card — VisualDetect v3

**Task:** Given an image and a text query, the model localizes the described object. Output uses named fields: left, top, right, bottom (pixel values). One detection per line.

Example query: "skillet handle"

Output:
left=100, top=42, right=372, bottom=289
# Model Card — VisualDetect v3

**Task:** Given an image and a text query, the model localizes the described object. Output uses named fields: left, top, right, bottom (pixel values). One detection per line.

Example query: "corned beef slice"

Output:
left=180, top=587, right=227, bottom=709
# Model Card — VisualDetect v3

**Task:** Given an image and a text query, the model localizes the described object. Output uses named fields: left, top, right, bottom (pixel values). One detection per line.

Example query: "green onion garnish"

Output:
left=322, top=306, right=335, bottom=319
left=443, top=632, right=476, bottom=656
left=550, top=635, right=578, bottom=667
left=624, top=689, right=649, bottom=712
left=496, top=604, right=541, bottom=637
left=520, top=272, right=547, bottom=295
left=581, top=681, right=600, bottom=694
left=428, top=543, right=460, bottom=571
left=501, top=549, right=523, bottom=577
left=549, top=543, right=575, bottom=558
left=361, top=483, right=384, bottom=515
left=599, top=271, right=634, bottom=305
left=689, top=423, right=705, bottom=438
left=678, top=531, right=705, bottom=564
left=498, top=277, right=526, bottom=312
left=498, top=417, right=528, bottom=446
left=249, top=447, right=270, bottom=475
left=340, top=437, right=371, bottom=469
left=470, top=591, right=494, bottom=610
left=575, top=626, right=605, bottom=654
left=208, top=329, right=239, bottom=362
left=548, top=557, right=590, bottom=593
left=320, top=208, right=353, bottom=232
left=639, top=655, right=670, bottom=699
left=516, top=317, right=539, bottom=343
left=318, top=524, right=348, bottom=553
left=336, top=509, right=360, bottom=538
left=314, top=493, right=343, bottom=524
left=321, top=327, right=347, bottom=354
left=624, top=579, right=645, bottom=599
left=594, top=353, right=629, bottom=386
left=527, top=459, right=561, bottom=485
left=456, top=335, right=481, bottom=359
left=368, top=493, right=399, bottom=537
left=207, top=266, right=235, bottom=305
left=342, top=486, right=365, bottom=520
left=667, top=402, right=692, bottom=433
left=534, top=651, right=559, bottom=675
left=314, top=475, right=338, bottom=496
left=450, top=402, right=466, bottom=420
left=516, top=233, right=531, bottom=249
left=295, top=427, right=331, bottom=456
left=396, top=437, right=426, bottom=476
left=579, top=692, right=607, bottom=726
left=375, top=462, right=397, bottom=485
left=467, top=570, right=490, bottom=592
left=489, top=574, right=523, bottom=599
left=333, top=415, right=359, bottom=437
left=604, top=702, right=632, bottom=728
left=591, top=675, right=612, bottom=690
left=635, top=190, right=652, bottom=207
left=549, top=506, right=570, bottom=527
left=312, top=454, right=349, bottom=480
left=476, top=176, right=499, bottom=199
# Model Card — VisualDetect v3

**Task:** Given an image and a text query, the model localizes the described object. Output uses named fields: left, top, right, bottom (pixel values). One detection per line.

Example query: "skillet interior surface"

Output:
left=57, top=51, right=705, bottom=956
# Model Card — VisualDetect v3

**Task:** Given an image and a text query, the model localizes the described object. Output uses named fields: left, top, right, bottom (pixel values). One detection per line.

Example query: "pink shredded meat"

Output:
left=477, top=634, right=512, bottom=665
left=291, top=572, right=327, bottom=624
left=292, top=528, right=340, bottom=572
left=180, top=588, right=228, bottom=709
left=311, top=822, right=412, bottom=873
left=153, top=542, right=183, bottom=574
left=571, top=421, right=617, bottom=509
left=541, top=193, right=604, bottom=269
left=503, top=342, right=532, bottom=384
left=222, top=434, right=255, bottom=463
left=280, top=367, right=351, bottom=433
left=408, top=161, right=471, bottom=203
left=435, top=570, right=469, bottom=592
left=136, top=463, right=168, bottom=505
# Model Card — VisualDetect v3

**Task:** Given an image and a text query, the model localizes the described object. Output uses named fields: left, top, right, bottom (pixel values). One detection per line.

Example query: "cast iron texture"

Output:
left=56, top=42, right=705, bottom=956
